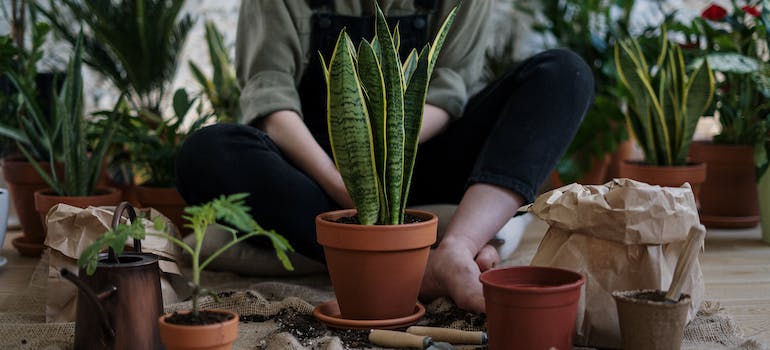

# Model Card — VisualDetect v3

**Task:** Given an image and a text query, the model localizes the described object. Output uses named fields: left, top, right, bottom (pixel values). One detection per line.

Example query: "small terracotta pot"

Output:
left=613, top=289, right=691, bottom=350
left=135, top=186, right=188, bottom=235
left=34, top=187, right=123, bottom=231
left=2, top=159, right=62, bottom=256
left=619, top=161, right=707, bottom=199
left=690, top=141, right=759, bottom=228
left=760, top=172, right=770, bottom=245
left=480, top=266, right=585, bottom=350
left=316, top=209, right=437, bottom=320
left=158, top=310, right=239, bottom=350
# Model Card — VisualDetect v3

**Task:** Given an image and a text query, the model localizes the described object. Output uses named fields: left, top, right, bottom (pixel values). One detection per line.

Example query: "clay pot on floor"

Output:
left=690, top=141, right=760, bottom=228
left=619, top=161, right=707, bottom=200
left=316, top=209, right=437, bottom=320
left=479, top=266, right=585, bottom=350
left=158, top=310, right=239, bottom=350
left=2, top=158, right=61, bottom=256
left=34, top=187, right=123, bottom=231
left=135, top=186, right=188, bottom=236
left=613, top=289, right=691, bottom=350
left=606, top=140, right=635, bottom=181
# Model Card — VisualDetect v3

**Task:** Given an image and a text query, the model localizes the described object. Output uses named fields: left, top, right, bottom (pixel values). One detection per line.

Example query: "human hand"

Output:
left=419, top=238, right=500, bottom=313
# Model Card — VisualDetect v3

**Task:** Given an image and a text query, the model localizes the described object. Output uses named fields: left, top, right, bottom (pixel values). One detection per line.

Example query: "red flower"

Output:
left=702, top=4, right=728, bottom=21
left=742, top=5, right=761, bottom=17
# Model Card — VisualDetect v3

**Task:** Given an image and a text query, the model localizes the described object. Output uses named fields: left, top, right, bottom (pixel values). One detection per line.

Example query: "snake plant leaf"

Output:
left=319, top=52, right=330, bottom=85
left=615, top=40, right=658, bottom=164
left=402, top=49, right=419, bottom=88
left=393, top=25, right=401, bottom=55
left=375, top=3, right=405, bottom=224
left=400, top=46, right=431, bottom=218
left=357, top=39, right=390, bottom=221
left=428, top=5, right=459, bottom=73
left=327, top=31, right=380, bottom=225
left=679, top=57, right=714, bottom=164
left=636, top=65, right=672, bottom=165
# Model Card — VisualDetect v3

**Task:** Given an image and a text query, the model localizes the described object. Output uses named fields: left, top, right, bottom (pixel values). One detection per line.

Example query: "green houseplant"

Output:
left=615, top=32, right=715, bottom=197
left=313, top=3, right=455, bottom=321
left=34, top=0, right=193, bottom=115
left=0, top=16, right=59, bottom=256
left=672, top=2, right=770, bottom=227
left=188, top=21, right=241, bottom=124
left=77, top=193, right=293, bottom=349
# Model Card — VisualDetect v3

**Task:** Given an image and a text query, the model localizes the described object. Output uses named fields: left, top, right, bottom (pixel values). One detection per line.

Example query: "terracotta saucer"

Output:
left=313, top=301, right=425, bottom=330
left=12, top=236, right=45, bottom=257
left=700, top=214, right=760, bottom=229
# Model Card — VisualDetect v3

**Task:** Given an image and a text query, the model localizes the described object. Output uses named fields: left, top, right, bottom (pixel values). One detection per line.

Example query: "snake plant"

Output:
left=321, top=3, right=457, bottom=225
left=615, top=33, right=715, bottom=166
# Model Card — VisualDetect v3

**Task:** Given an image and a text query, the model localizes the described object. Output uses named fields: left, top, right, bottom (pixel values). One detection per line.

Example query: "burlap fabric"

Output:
left=1, top=249, right=766, bottom=350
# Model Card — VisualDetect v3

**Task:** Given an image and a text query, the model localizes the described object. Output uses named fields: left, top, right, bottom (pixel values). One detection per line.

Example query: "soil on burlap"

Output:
left=241, top=303, right=486, bottom=349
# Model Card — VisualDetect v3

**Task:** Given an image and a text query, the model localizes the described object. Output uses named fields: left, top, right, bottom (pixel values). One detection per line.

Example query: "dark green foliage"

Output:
left=34, top=0, right=194, bottom=113
left=188, top=21, right=241, bottom=123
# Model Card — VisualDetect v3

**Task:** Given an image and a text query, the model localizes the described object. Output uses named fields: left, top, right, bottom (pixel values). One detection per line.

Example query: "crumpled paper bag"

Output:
left=43, top=203, right=182, bottom=323
left=529, top=178, right=705, bottom=349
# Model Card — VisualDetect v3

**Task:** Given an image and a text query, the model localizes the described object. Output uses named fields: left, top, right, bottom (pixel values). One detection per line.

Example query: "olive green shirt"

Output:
left=235, top=0, right=492, bottom=125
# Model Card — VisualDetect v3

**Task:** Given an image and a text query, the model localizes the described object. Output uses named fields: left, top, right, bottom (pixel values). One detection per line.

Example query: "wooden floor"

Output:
left=1, top=225, right=769, bottom=345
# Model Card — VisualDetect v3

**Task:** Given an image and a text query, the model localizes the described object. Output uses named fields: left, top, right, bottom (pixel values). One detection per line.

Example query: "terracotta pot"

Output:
left=2, top=158, right=60, bottom=256
left=606, top=139, right=635, bottom=181
left=689, top=141, right=760, bottom=228
left=316, top=209, right=437, bottom=320
left=135, top=186, right=188, bottom=236
left=480, top=266, right=584, bottom=350
left=760, top=172, right=770, bottom=245
left=619, top=161, right=707, bottom=199
left=613, top=290, right=691, bottom=350
left=158, top=310, right=239, bottom=350
left=34, top=187, right=123, bottom=231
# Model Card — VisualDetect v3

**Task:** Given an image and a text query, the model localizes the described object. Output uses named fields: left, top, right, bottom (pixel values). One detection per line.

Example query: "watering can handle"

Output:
left=108, top=202, right=142, bottom=262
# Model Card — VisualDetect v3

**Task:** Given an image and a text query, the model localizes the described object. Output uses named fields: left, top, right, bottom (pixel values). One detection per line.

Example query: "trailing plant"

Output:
left=188, top=21, right=241, bottom=123
left=79, top=193, right=294, bottom=317
left=7, top=34, right=124, bottom=196
left=615, top=33, right=716, bottom=166
left=321, top=3, right=457, bottom=225
left=34, top=0, right=194, bottom=115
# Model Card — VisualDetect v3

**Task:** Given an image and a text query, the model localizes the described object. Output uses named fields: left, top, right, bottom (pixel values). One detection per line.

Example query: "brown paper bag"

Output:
left=529, top=178, right=704, bottom=349
left=43, top=203, right=183, bottom=323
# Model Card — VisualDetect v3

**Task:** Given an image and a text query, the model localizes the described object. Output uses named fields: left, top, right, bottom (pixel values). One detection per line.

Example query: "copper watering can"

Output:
left=61, top=202, right=164, bottom=350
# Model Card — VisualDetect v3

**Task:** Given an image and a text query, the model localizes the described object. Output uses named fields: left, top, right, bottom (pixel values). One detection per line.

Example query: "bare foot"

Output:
left=475, top=244, right=500, bottom=272
left=420, top=239, right=494, bottom=313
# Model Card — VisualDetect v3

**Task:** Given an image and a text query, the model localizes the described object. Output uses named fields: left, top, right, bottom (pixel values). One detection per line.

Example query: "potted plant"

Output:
left=313, top=3, right=455, bottom=322
left=35, top=0, right=194, bottom=206
left=671, top=2, right=770, bottom=227
left=75, top=193, right=294, bottom=349
left=0, top=8, right=65, bottom=256
left=615, top=32, right=715, bottom=198
left=12, top=35, right=125, bottom=232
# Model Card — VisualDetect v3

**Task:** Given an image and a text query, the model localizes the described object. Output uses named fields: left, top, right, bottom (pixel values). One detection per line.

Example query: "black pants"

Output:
left=176, top=49, right=594, bottom=261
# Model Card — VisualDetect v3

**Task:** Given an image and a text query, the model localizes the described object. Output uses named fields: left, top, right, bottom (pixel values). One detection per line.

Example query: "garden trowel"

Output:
left=369, top=329, right=454, bottom=349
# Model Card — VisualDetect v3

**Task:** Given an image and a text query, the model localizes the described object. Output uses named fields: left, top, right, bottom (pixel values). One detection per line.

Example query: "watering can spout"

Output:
left=60, top=268, right=117, bottom=340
